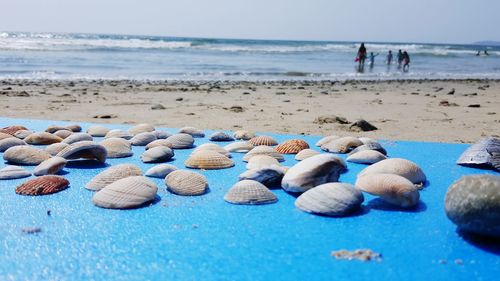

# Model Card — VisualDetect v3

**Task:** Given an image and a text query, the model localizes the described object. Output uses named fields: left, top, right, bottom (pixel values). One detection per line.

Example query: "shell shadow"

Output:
left=65, top=160, right=110, bottom=169
left=458, top=229, right=500, bottom=256
left=367, top=198, right=427, bottom=213
left=56, top=169, right=70, bottom=175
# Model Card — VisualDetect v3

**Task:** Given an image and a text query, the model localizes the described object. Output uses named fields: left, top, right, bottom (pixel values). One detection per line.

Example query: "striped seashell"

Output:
left=185, top=150, right=234, bottom=170
left=130, top=132, right=157, bottom=146
left=145, top=139, right=174, bottom=150
left=3, top=145, right=51, bottom=165
left=154, top=130, right=173, bottom=139
left=348, top=142, right=387, bottom=156
left=128, top=123, right=155, bottom=135
left=224, top=180, right=277, bottom=205
left=105, top=129, right=133, bottom=140
left=355, top=173, right=420, bottom=208
left=33, top=156, right=67, bottom=176
left=45, top=143, right=70, bottom=156
left=246, top=155, right=280, bottom=170
left=295, top=183, right=364, bottom=217
left=321, top=136, right=363, bottom=153
left=14, top=129, right=33, bottom=139
left=100, top=138, right=133, bottom=158
left=315, top=135, right=340, bottom=147
left=165, top=170, right=208, bottom=196
left=357, top=158, right=426, bottom=184
left=0, top=125, right=29, bottom=135
left=145, top=164, right=178, bottom=178
left=141, top=146, right=174, bottom=163
left=178, top=126, right=205, bottom=138
left=92, top=176, right=158, bottom=209
left=209, top=131, right=234, bottom=142
left=45, top=125, right=67, bottom=133
left=224, top=141, right=254, bottom=153
left=0, top=137, right=26, bottom=152
left=193, top=143, right=231, bottom=157
left=295, top=149, right=320, bottom=161
left=16, top=175, right=69, bottom=196
left=243, top=146, right=284, bottom=162
left=56, top=141, right=107, bottom=163
left=276, top=139, right=310, bottom=154
left=456, top=137, right=499, bottom=170
left=0, top=132, right=13, bottom=140
left=248, top=135, right=278, bottom=146
left=62, top=132, right=93, bottom=144
left=65, top=124, right=82, bottom=132
left=233, top=130, right=256, bottom=140
left=239, top=166, right=286, bottom=187
left=86, top=164, right=142, bottom=191
left=87, top=125, right=110, bottom=137
left=53, top=129, right=73, bottom=139
left=166, top=133, right=194, bottom=149
left=347, top=150, right=387, bottom=164
left=358, top=137, right=379, bottom=145
left=25, top=132, right=63, bottom=145
left=0, top=166, right=31, bottom=180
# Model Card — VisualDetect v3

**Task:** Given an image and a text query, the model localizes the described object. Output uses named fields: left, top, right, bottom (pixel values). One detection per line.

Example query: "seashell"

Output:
left=185, top=150, right=234, bottom=170
left=224, top=141, right=254, bottom=153
left=100, top=138, right=133, bottom=158
left=92, top=176, right=157, bottom=209
left=224, top=180, right=277, bottom=205
left=315, top=135, right=340, bottom=147
left=56, top=141, right=107, bottom=163
left=166, top=133, right=194, bottom=149
left=239, top=166, right=286, bottom=187
left=16, top=175, right=69, bottom=196
left=128, top=123, right=155, bottom=135
left=3, top=145, right=51, bottom=165
left=62, top=132, right=93, bottom=144
left=145, top=164, right=178, bottom=178
left=45, top=125, right=67, bottom=133
left=0, top=125, right=29, bottom=135
left=492, top=152, right=500, bottom=171
left=45, top=143, right=70, bottom=156
left=295, top=183, right=364, bottom=216
left=87, top=125, right=110, bottom=137
left=233, top=130, right=256, bottom=140
left=86, top=164, right=142, bottom=191
left=347, top=150, right=387, bottom=164
left=281, top=154, right=346, bottom=193
left=193, top=143, right=231, bottom=157
left=276, top=139, right=310, bottom=154
left=178, top=126, right=205, bottom=138
left=246, top=155, right=280, bottom=170
left=243, top=146, right=284, bottom=162
left=25, top=132, right=63, bottom=145
left=105, top=129, right=133, bottom=140
left=321, top=136, right=363, bottom=153
left=154, top=130, right=173, bottom=139
left=165, top=170, right=208, bottom=196
left=65, top=124, right=82, bottom=132
left=0, top=137, right=26, bottom=152
left=209, top=131, right=234, bottom=142
left=53, top=129, right=73, bottom=139
left=456, top=137, right=500, bottom=171
left=130, top=132, right=157, bottom=146
left=0, top=132, right=13, bottom=140
left=358, top=137, right=378, bottom=145
left=357, top=158, right=426, bottom=184
left=348, top=142, right=387, bottom=156
left=14, top=129, right=33, bottom=139
left=248, top=135, right=278, bottom=146
left=141, top=146, right=174, bottom=163
left=0, top=166, right=31, bottom=180
left=295, top=149, right=320, bottom=161
left=355, top=173, right=420, bottom=208
left=33, top=156, right=67, bottom=176
left=145, top=139, right=173, bottom=150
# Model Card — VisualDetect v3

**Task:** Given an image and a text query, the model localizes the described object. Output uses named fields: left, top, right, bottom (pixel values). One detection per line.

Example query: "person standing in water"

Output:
left=402, top=51, right=411, bottom=71
left=357, top=43, right=367, bottom=68
left=397, top=49, right=404, bottom=67
left=368, top=52, right=379, bottom=67
left=386, top=50, right=393, bottom=64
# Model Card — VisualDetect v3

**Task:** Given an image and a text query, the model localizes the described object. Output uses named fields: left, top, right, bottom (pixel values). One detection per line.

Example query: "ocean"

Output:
left=1, top=32, right=499, bottom=81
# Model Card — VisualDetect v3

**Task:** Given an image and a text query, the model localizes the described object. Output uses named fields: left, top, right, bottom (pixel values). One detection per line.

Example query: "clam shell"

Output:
left=33, top=156, right=67, bottom=176
left=165, top=170, right=208, bottom=196
left=87, top=125, right=110, bottom=137
left=185, top=150, right=234, bottom=170
left=224, top=180, right=277, bottom=205
left=276, top=139, right=310, bottom=154
left=492, top=152, right=500, bottom=171
left=347, top=150, right=387, bottom=164
left=154, top=130, right=173, bottom=139
left=243, top=146, right=284, bottom=162
left=16, top=175, right=69, bottom=196
left=281, top=154, right=346, bottom=193
left=0, top=166, right=31, bottom=180
left=56, top=141, right=107, bottom=163
left=92, top=176, right=157, bottom=209
left=166, top=133, right=194, bottom=149
left=3, top=145, right=51, bottom=165
left=0, top=125, right=29, bottom=135
left=239, top=166, right=285, bottom=187
left=62, top=132, right=93, bottom=144
left=321, top=136, right=363, bottom=153
left=105, top=129, right=133, bottom=140
left=348, top=142, right=387, bottom=156
left=358, top=137, right=378, bottom=145
left=193, top=143, right=231, bottom=157
left=224, top=141, right=254, bottom=153
left=128, top=123, right=155, bottom=135
left=246, top=155, right=280, bottom=170
left=178, top=126, right=205, bottom=138
left=45, top=143, right=70, bottom=156
left=357, top=158, right=426, bottom=184
left=141, top=146, right=174, bottom=163
left=248, top=135, right=278, bottom=146
left=131, top=132, right=157, bottom=146
left=456, top=137, right=500, bottom=170
left=145, top=164, right=178, bottom=178
left=65, top=124, right=82, bottom=132
left=53, top=129, right=73, bottom=139
left=0, top=137, right=26, bottom=152
left=315, top=135, right=340, bottom=147
left=295, top=183, right=364, bottom=216
left=86, top=164, right=142, bottom=191
left=233, top=130, right=256, bottom=140
left=25, top=132, right=63, bottom=145
left=100, top=138, right=133, bottom=158
left=355, top=173, right=420, bottom=208
left=145, top=139, right=174, bottom=150
left=45, top=125, right=66, bottom=133
left=14, top=129, right=33, bottom=139
left=295, top=149, right=320, bottom=161
left=0, top=132, right=13, bottom=140
left=209, top=131, right=234, bottom=142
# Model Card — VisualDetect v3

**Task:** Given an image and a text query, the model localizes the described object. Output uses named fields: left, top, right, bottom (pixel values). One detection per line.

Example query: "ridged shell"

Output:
left=100, top=138, right=133, bottom=158
left=0, top=137, right=26, bottom=152
left=92, top=176, right=157, bottom=209
left=315, top=135, right=340, bottom=147
left=209, top=131, right=235, bottom=142
left=25, top=132, right=63, bottom=145
left=86, top=164, right=142, bottom=191
left=295, top=183, right=364, bottom=216
left=87, top=125, right=110, bottom=137
left=154, top=130, right=173, bottom=139
left=145, top=164, right=178, bottom=178
left=295, top=149, right=320, bottom=161
left=185, top=150, right=234, bottom=170
left=145, top=139, right=173, bottom=150
left=104, top=129, right=133, bottom=140
left=224, top=180, right=277, bottom=205
left=0, top=132, right=13, bottom=140
left=248, top=135, right=278, bottom=146
left=224, top=141, right=254, bottom=153
left=276, top=139, right=310, bottom=154
left=239, top=166, right=286, bottom=187
left=0, top=166, right=31, bottom=180
left=348, top=142, right=387, bottom=156
left=16, top=175, right=69, bottom=196
left=141, top=146, right=174, bottom=163
left=33, top=157, right=67, bottom=176
left=355, top=173, right=420, bottom=208
left=456, top=137, right=500, bottom=170
left=281, top=154, right=347, bottom=193
left=65, top=124, right=82, bottom=132
left=130, top=132, right=157, bottom=146
left=321, top=136, right=363, bottom=153
left=166, top=133, right=194, bottom=149
left=233, top=130, right=256, bottom=140
left=3, top=145, right=51, bottom=165
left=246, top=155, right=280, bottom=170
left=193, top=143, right=231, bottom=157
left=62, top=132, right=93, bottom=144
left=178, top=126, right=205, bottom=138
left=347, top=150, right=387, bottom=164
left=45, top=125, right=67, bottom=133
left=14, top=129, right=33, bottom=139
left=165, top=170, right=208, bottom=196
left=243, top=146, right=284, bottom=162
left=53, top=129, right=73, bottom=139
left=56, top=141, right=107, bottom=163
left=45, top=143, right=70, bottom=156
left=128, top=123, right=155, bottom=135
left=358, top=158, right=426, bottom=184
left=1, top=125, right=29, bottom=135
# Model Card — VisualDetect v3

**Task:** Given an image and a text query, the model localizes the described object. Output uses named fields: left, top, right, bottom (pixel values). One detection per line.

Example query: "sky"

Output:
left=1, top=0, right=499, bottom=44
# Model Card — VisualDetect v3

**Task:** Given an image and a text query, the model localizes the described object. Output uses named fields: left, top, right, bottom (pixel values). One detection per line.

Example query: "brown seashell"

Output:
left=295, top=149, right=320, bottom=161
left=145, top=139, right=173, bottom=150
left=315, top=135, right=340, bottom=147
left=248, top=135, right=278, bottom=146
left=224, top=180, right=277, bottom=205
left=246, top=155, right=280, bottom=170
left=16, top=175, right=69, bottom=196
left=347, top=150, right=387, bottom=164
left=3, top=145, right=51, bottom=165
left=357, top=158, right=426, bottom=184
left=166, top=133, right=194, bottom=149
left=276, top=139, right=310, bottom=154
left=0, top=125, right=29, bottom=135
left=209, top=131, right=234, bottom=142
left=100, top=138, right=133, bottom=158
left=33, top=156, right=67, bottom=176
left=104, top=129, right=133, bottom=140
left=53, top=129, right=73, bottom=139
left=243, top=145, right=284, bottom=162
left=56, top=141, right=107, bottom=163
left=65, top=124, right=82, bottom=132
left=0, top=166, right=31, bottom=180
left=321, top=136, right=363, bottom=153
left=92, top=176, right=157, bottom=209
left=128, top=123, right=155, bottom=135
left=165, top=170, right=208, bottom=196
left=178, top=126, right=205, bottom=138
left=87, top=125, right=110, bottom=137
left=355, top=173, right=420, bottom=208
left=86, top=164, right=142, bottom=191
left=130, top=132, right=157, bottom=146
left=45, top=143, right=70, bottom=156
left=13, top=129, right=33, bottom=139
left=224, top=141, right=254, bottom=153
left=0, top=132, right=14, bottom=140
left=233, top=130, right=256, bottom=140
left=0, top=137, right=26, bottom=152
left=185, top=150, right=234, bottom=170
left=25, top=132, right=63, bottom=145
left=45, top=125, right=67, bottom=133
left=62, top=132, right=93, bottom=144
left=193, top=143, right=231, bottom=157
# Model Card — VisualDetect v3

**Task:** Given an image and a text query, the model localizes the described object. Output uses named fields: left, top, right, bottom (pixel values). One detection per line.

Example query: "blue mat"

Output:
left=0, top=117, right=498, bottom=281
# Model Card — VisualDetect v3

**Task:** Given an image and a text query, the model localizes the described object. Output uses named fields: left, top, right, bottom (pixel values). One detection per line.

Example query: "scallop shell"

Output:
left=224, top=141, right=254, bottom=153
left=130, top=132, right=157, bottom=146
left=348, top=142, right=387, bottom=156
left=85, top=164, right=142, bottom=191
left=357, top=158, right=426, bottom=184
left=62, top=132, right=93, bottom=144
left=53, top=129, right=73, bottom=139
left=141, top=146, right=174, bottom=163
left=224, top=180, right=277, bottom=205
left=295, top=183, right=364, bottom=216
left=355, top=173, right=420, bottom=208
left=16, top=175, right=69, bottom=196
left=248, top=135, right=278, bottom=146
left=239, top=166, right=286, bottom=187
left=165, top=170, right=208, bottom=196
left=56, top=141, right=107, bottom=163
left=295, top=149, right=320, bottom=161
left=243, top=146, right=284, bottom=162
left=185, top=150, right=234, bottom=170
left=0, top=125, right=29, bottom=135
left=145, top=139, right=174, bottom=150
left=33, top=156, right=67, bottom=176
left=193, top=143, right=231, bottom=157
left=100, top=138, right=133, bottom=158
left=347, top=150, right=387, bottom=164
left=281, top=154, right=347, bottom=193
left=25, top=132, right=63, bottom=145
left=209, top=131, right=235, bottom=142
left=321, top=136, right=363, bottom=153
left=315, top=135, right=340, bottom=147
left=92, top=176, right=158, bottom=209
left=128, top=123, right=155, bottom=135
left=145, top=164, right=178, bottom=178
left=14, top=129, right=33, bottom=139
left=0, top=132, right=13, bottom=140
left=178, top=126, right=205, bottom=138
left=45, top=125, right=67, bottom=133
left=276, top=139, right=310, bottom=154
left=65, top=124, right=82, bottom=132
left=104, top=129, right=133, bottom=140
left=233, top=130, right=256, bottom=140
left=166, top=133, right=194, bottom=149
left=87, top=125, right=110, bottom=137
left=246, top=155, right=280, bottom=170
left=0, top=166, right=31, bottom=180
left=3, top=145, right=51, bottom=165
left=0, top=137, right=26, bottom=152
left=154, top=130, right=173, bottom=139
left=45, top=143, right=70, bottom=156
left=456, top=137, right=500, bottom=171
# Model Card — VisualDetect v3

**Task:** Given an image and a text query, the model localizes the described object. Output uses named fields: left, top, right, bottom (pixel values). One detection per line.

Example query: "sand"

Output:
left=0, top=79, right=498, bottom=143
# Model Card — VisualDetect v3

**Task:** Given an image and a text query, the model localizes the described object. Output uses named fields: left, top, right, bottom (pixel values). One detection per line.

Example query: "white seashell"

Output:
left=224, top=141, right=254, bottom=153
left=45, top=143, right=70, bottom=156
left=105, top=129, right=133, bottom=140
left=92, top=176, right=157, bottom=209
left=128, top=123, right=155, bottom=135
left=87, top=125, right=110, bottom=137
left=0, top=137, right=26, bottom=152
left=295, top=183, right=364, bottom=216
left=3, top=145, right=51, bottom=165
left=0, top=165, right=31, bottom=180
left=295, top=149, right=320, bottom=161
left=224, top=180, right=277, bottom=205
left=358, top=137, right=378, bottom=145
left=0, top=132, right=13, bottom=140
left=53, top=129, right=73, bottom=139
left=238, top=166, right=286, bottom=187
left=209, top=131, right=234, bottom=142
left=145, top=164, right=178, bottom=178
left=100, top=138, right=133, bottom=158
left=25, top=132, right=63, bottom=145
left=355, top=173, right=420, bottom=208
left=56, top=141, right=107, bottom=163
left=357, top=158, right=426, bottom=184
left=165, top=170, right=208, bottom=196
left=246, top=155, right=280, bottom=170
left=166, top=133, right=194, bottom=149
left=178, top=126, right=205, bottom=138
left=347, top=150, right=387, bottom=164
left=141, top=146, right=174, bottom=163
left=154, top=130, right=173, bottom=139
left=348, top=143, right=387, bottom=156
left=130, top=132, right=157, bottom=146
left=145, top=139, right=173, bottom=150
left=33, top=156, right=67, bottom=176
left=193, top=143, right=231, bottom=157
left=14, top=130, right=33, bottom=139
left=233, top=130, right=256, bottom=140
left=243, top=146, right=284, bottom=162
left=86, top=164, right=142, bottom=191
left=321, top=136, right=363, bottom=153
left=315, top=135, right=340, bottom=147
left=185, top=150, right=234, bottom=169
left=62, top=132, right=93, bottom=144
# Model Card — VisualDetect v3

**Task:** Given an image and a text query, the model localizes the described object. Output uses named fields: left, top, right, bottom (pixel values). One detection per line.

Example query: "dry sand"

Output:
left=1, top=79, right=498, bottom=143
